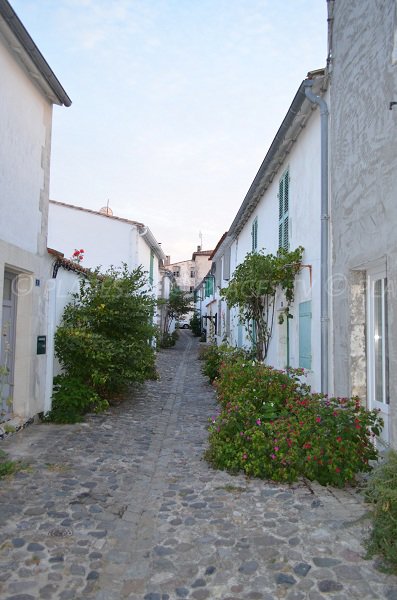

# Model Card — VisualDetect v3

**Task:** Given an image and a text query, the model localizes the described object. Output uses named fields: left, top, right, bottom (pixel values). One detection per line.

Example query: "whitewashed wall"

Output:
left=0, top=38, right=52, bottom=257
left=0, top=31, right=55, bottom=421
left=220, top=103, right=324, bottom=391
left=48, top=203, right=139, bottom=271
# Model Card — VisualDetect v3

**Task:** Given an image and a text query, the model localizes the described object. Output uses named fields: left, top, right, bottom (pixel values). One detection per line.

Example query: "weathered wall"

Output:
left=0, top=29, right=54, bottom=421
left=0, top=33, right=52, bottom=256
left=330, top=0, right=397, bottom=442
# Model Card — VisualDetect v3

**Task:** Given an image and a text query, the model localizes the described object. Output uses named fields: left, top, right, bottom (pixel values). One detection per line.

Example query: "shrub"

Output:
left=190, top=311, right=202, bottom=336
left=47, top=264, right=156, bottom=423
left=46, top=375, right=108, bottom=423
left=205, top=356, right=383, bottom=486
left=365, top=450, right=397, bottom=572
left=201, top=344, right=250, bottom=383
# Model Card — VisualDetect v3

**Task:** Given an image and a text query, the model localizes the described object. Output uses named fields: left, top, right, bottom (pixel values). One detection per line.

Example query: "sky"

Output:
left=12, top=0, right=327, bottom=262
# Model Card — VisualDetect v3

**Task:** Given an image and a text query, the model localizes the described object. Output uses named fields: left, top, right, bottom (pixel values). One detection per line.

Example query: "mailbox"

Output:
left=37, top=335, right=46, bottom=355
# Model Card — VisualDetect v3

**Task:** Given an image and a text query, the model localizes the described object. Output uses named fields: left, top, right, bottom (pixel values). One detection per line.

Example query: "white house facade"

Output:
left=0, top=0, right=70, bottom=423
left=211, top=71, right=328, bottom=393
left=48, top=201, right=167, bottom=330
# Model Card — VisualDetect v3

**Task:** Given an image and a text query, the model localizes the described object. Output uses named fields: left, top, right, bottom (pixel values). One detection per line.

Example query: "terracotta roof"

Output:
left=47, top=248, right=93, bottom=277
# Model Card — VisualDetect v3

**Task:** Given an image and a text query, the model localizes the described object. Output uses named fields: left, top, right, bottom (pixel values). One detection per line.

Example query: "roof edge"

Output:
left=0, top=0, right=71, bottom=106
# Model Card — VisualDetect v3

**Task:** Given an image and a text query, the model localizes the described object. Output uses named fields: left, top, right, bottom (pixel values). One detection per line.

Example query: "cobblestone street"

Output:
left=1, top=331, right=397, bottom=599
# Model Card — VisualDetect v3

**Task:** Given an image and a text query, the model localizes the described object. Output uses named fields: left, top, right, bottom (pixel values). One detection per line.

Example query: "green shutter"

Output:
left=251, top=218, right=258, bottom=252
left=278, top=170, right=289, bottom=251
left=149, top=251, right=154, bottom=285
left=299, top=301, right=312, bottom=369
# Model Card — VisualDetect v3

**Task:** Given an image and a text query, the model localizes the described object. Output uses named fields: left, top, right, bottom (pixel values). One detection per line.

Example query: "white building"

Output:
left=48, top=200, right=167, bottom=337
left=49, top=200, right=166, bottom=294
left=0, top=0, right=70, bottom=424
left=211, top=71, right=328, bottom=392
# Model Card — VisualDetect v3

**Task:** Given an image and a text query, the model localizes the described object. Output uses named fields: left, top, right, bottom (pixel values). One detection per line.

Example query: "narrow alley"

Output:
left=0, top=332, right=396, bottom=600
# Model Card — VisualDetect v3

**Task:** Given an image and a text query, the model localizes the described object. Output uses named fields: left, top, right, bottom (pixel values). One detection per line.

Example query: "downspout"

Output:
left=304, top=80, right=329, bottom=394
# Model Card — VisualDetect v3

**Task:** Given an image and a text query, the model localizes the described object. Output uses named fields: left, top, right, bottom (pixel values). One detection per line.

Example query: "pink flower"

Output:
left=270, top=454, right=276, bottom=460
left=274, top=446, right=279, bottom=452
left=256, top=419, right=261, bottom=426
left=316, top=417, right=321, bottom=423
left=242, top=453, right=247, bottom=461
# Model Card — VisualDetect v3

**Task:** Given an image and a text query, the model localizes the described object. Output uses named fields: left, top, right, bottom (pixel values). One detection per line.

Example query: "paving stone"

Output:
left=26, top=543, right=45, bottom=552
left=294, top=562, right=312, bottom=577
left=318, top=580, right=344, bottom=592
left=275, top=573, right=297, bottom=586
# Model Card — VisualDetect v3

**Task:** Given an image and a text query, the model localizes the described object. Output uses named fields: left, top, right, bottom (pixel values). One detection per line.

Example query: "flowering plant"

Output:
left=71, top=248, right=85, bottom=263
left=205, top=355, right=383, bottom=486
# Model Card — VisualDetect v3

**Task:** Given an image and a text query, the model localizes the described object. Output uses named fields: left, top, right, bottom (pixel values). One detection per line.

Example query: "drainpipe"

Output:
left=304, top=80, right=329, bottom=394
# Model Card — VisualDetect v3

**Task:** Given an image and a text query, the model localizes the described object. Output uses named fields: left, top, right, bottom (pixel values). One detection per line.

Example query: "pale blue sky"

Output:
left=13, top=0, right=327, bottom=261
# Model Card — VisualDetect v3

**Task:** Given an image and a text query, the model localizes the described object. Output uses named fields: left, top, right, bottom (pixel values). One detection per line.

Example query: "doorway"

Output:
left=1, top=272, right=17, bottom=417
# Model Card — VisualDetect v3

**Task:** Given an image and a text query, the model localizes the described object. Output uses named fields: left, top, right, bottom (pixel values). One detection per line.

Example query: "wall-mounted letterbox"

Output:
left=37, top=335, right=46, bottom=355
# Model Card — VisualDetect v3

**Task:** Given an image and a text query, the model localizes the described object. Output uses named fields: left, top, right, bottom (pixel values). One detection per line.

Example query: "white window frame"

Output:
left=367, top=263, right=390, bottom=444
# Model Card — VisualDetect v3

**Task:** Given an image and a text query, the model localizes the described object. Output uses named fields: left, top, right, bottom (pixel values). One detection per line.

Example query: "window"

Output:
left=368, top=273, right=389, bottom=406
left=173, top=269, right=180, bottom=277
left=299, top=301, right=312, bottom=369
left=367, top=268, right=390, bottom=444
left=251, top=217, right=258, bottom=252
left=278, top=170, right=289, bottom=250
left=190, top=270, right=195, bottom=278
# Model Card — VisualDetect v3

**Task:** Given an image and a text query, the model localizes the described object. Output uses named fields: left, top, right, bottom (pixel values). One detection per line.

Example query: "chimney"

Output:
left=165, top=255, right=171, bottom=266
left=197, top=245, right=201, bottom=252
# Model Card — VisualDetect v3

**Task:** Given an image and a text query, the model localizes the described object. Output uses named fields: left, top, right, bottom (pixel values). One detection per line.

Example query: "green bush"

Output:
left=200, top=343, right=250, bottom=383
left=47, top=265, right=156, bottom=423
left=190, top=311, right=202, bottom=336
left=159, top=329, right=179, bottom=348
left=46, top=375, right=108, bottom=423
left=365, top=450, right=397, bottom=572
left=205, top=356, right=383, bottom=486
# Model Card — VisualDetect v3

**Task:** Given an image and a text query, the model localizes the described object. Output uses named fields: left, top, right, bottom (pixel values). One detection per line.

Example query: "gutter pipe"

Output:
left=304, top=80, right=329, bottom=395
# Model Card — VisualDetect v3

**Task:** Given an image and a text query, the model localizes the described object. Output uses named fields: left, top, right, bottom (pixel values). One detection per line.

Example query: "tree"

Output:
left=222, top=246, right=304, bottom=361
left=160, top=286, right=193, bottom=335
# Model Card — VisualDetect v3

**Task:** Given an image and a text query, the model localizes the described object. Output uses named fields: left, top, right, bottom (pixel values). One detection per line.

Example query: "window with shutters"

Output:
left=278, top=170, right=289, bottom=251
left=251, top=217, right=258, bottom=252
left=299, top=300, right=312, bottom=369
left=205, top=277, right=214, bottom=298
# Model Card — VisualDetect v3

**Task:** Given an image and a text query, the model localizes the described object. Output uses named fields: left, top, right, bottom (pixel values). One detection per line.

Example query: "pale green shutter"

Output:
left=251, top=218, right=258, bottom=252
left=149, top=251, right=154, bottom=285
left=299, top=301, right=312, bottom=369
left=278, top=170, right=289, bottom=250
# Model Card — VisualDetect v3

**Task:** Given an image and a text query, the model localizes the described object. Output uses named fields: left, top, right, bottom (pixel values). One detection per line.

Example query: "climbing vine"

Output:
left=222, top=246, right=304, bottom=361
